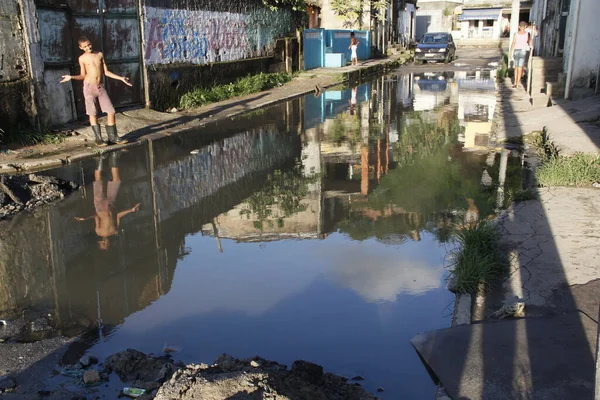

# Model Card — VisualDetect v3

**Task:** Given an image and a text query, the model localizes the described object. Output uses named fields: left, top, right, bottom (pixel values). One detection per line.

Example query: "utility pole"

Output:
left=510, top=0, right=520, bottom=45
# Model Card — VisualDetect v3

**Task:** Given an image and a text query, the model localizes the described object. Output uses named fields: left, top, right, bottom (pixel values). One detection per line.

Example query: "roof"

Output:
left=458, top=8, right=502, bottom=21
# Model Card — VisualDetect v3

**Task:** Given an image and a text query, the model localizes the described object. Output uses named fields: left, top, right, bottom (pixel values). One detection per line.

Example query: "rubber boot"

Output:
left=108, top=151, right=121, bottom=169
left=105, top=125, right=126, bottom=145
left=91, top=125, right=106, bottom=146
left=96, top=155, right=105, bottom=172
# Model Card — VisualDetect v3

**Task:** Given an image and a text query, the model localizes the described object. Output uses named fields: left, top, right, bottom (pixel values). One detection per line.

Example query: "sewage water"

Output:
left=0, top=69, right=522, bottom=398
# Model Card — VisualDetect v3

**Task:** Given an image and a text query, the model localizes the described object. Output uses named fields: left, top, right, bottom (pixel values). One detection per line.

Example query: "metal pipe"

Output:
left=564, top=0, right=581, bottom=99
left=137, top=0, right=151, bottom=107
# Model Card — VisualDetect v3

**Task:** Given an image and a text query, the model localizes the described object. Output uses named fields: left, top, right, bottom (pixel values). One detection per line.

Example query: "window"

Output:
left=421, top=34, right=448, bottom=43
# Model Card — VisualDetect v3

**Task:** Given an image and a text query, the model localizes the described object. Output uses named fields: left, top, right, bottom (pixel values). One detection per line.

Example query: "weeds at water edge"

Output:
left=0, top=126, right=66, bottom=147
left=448, top=220, right=505, bottom=295
left=179, top=72, right=292, bottom=110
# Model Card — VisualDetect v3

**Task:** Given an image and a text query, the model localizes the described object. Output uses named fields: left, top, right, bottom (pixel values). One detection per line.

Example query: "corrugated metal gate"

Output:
left=36, top=0, right=143, bottom=123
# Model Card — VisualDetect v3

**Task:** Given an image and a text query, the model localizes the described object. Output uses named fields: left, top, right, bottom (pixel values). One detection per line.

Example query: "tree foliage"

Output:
left=330, top=0, right=389, bottom=28
left=261, top=0, right=308, bottom=12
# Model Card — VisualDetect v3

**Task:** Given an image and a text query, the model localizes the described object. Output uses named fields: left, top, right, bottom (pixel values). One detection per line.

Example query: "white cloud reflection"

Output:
left=323, top=245, right=444, bottom=302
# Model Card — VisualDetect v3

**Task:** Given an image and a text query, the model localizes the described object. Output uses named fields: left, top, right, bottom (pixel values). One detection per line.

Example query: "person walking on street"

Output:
left=509, top=21, right=533, bottom=90
left=60, top=36, right=132, bottom=146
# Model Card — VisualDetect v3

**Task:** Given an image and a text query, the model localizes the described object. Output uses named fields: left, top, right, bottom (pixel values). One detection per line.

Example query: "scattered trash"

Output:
left=79, top=355, right=98, bottom=367
left=60, top=365, right=85, bottom=379
left=250, top=360, right=260, bottom=368
left=592, top=182, right=600, bottom=188
left=0, top=320, right=7, bottom=327
left=190, top=149, right=199, bottom=155
left=122, top=387, right=146, bottom=398
left=168, top=107, right=178, bottom=113
left=82, top=369, right=101, bottom=385
left=491, top=302, right=525, bottom=319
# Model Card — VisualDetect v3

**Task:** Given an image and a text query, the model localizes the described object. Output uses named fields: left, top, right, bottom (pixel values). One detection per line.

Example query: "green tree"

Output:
left=330, top=0, right=389, bottom=28
left=262, top=0, right=308, bottom=11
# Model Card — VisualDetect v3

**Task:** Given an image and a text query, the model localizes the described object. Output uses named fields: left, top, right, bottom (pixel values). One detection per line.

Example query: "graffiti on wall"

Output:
left=144, top=7, right=293, bottom=65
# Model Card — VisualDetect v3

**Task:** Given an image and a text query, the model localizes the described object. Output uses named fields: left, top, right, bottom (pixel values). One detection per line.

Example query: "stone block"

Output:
left=546, top=81, right=565, bottom=98
left=530, top=94, right=550, bottom=108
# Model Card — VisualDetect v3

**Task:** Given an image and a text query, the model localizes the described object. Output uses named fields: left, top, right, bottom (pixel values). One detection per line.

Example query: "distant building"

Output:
left=309, top=0, right=418, bottom=50
left=455, top=0, right=531, bottom=40
left=415, top=0, right=462, bottom=40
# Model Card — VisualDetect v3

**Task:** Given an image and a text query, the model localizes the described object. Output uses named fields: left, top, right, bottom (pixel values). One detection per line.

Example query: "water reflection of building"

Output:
left=0, top=102, right=303, bottom=330
left=456, top=69, right=497, bottom=149
left=0, top=75, right=513, bottom=333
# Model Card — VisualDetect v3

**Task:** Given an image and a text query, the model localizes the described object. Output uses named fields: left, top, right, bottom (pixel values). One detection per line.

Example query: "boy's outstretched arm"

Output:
left=101, top=52, right=132, bottom=87
left=60, top=58, right=86, bottom=83
left=74, top=215, right=95, bottom=221
left=116, top=203, right=141, bottom=227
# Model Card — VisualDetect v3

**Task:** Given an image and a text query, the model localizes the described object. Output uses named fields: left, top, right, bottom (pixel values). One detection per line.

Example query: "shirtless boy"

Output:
left=60, top=37, right=132, bottom=146
left=349, top=32, right=360, bottom=66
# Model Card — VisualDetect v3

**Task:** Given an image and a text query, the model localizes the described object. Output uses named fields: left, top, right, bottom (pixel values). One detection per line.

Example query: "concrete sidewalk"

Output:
left=0, top=53, right=411, bottom=174
left=414, top=187, right=600, bottom=400
left=495, top=80, right=600, bottom=155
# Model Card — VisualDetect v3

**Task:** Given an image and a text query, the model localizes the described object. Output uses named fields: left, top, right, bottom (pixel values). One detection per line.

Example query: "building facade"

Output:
left=529, top=0, right=600, bottom=99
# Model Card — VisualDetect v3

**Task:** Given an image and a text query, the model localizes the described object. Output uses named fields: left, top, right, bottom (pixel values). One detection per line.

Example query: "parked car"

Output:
left=414, top=32, right=456, bottom=64
left=414, top=71, right=455, bottom=92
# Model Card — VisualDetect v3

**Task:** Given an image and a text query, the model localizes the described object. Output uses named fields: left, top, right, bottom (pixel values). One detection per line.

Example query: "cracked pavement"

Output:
left=476, top=187, right=600, bottom=320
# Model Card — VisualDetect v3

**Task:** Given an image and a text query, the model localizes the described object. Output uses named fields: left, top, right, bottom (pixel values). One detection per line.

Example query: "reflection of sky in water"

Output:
left=8, top=71, right=514, bottom=399
left=91, top=232, right=453, bottom=399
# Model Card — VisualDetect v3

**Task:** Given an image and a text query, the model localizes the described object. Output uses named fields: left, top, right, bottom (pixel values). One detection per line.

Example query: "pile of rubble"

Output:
left=0, top=174, right=78, bottom=219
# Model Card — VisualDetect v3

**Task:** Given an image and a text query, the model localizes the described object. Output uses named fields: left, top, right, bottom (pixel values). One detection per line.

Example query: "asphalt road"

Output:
left=399, top=47, right=503, bottom=73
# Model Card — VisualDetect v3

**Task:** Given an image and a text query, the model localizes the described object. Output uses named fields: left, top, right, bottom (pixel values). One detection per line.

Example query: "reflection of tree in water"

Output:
left=394, top=109, right=460, bottom=168
left=239, top=162, right=319, bottom=230
left=329, top=114, right=361, bottom=149
left=336, top=108, right=520, bottom=243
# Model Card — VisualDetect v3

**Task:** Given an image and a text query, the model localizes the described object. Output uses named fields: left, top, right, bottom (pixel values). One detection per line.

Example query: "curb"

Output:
left=0, top=55, right=412, bottom=175
left=434, top=274, right=474, bottom=400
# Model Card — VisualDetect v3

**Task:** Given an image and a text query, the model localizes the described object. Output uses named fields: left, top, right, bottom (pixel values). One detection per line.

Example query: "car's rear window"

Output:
left=421, top=34, right=448, bottom=43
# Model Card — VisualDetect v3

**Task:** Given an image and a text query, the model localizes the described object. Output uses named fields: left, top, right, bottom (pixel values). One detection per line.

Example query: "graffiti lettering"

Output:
left=144, top=7, right=256, bottom=65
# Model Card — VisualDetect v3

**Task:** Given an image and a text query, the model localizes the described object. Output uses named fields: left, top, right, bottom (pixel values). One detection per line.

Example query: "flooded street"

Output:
left=0, top=66, right=523, bottom=398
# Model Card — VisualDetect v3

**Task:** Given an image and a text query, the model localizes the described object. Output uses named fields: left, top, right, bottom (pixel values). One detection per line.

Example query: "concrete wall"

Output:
left=142, top=2, right=294, bottom=65
left=398, top=3, right=417, bottom=44
left=415, top=1, right=455, bottom=39
left=564, top=0, right=600, bottom=97
left=148, top=56, right=273, bottom=110
left=0, top=0, right=35, bottom=135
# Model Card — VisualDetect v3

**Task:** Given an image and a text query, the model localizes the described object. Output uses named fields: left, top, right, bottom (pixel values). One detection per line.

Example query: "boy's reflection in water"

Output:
left=75, top=152, right=140, bottom=250
left=349, top=86, right=357, bottom=115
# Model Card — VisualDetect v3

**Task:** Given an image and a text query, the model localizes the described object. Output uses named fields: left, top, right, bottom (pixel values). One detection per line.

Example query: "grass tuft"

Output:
left=506, top=188, right=536, bottom=203
left=179, top=72, right=292, bottom=110
left=449, top=220, right=504, bottom=294
left=535, top=153, right=600, bottom=187
left=0, top=126, right=65, bottom=147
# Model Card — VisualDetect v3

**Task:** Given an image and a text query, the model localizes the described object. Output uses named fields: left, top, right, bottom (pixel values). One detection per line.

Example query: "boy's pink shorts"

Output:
left=83, top=82, right=115, bottom=116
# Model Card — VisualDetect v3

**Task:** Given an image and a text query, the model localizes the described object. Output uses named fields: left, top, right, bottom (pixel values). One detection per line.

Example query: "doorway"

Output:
left=36, top=0, right=143, bottom=123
